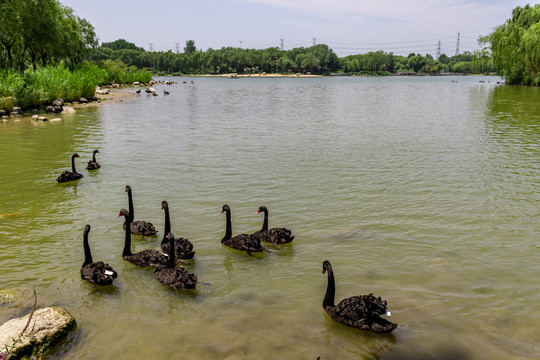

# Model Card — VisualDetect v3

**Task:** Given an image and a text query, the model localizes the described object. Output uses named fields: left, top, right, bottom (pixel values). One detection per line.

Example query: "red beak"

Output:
left=117, top=212, right=122, bottom=218
left=256, top=209, right=260, bottom=214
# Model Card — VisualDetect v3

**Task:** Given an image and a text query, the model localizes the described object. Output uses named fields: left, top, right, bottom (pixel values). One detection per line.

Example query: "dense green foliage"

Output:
left=481, top=4, right=540, bottom=85
left=0, top=62, right=152, bottom=110
left=0, top=0, right=97, bottom=70
left=88, top=40, right=341, bottom=75
left=87, top=39, right=488, bottom=76
left=0, top=1, right=152, bottom=111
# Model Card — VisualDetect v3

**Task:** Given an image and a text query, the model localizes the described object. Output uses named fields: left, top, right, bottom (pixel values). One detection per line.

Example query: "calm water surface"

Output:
left=1, top=75, right=540, bottom=359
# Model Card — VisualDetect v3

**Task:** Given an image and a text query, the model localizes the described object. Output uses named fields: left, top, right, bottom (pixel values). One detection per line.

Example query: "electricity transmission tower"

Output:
left=436, top=41, right=441, bottom=59
left=455, top=33, right=460, bottom=56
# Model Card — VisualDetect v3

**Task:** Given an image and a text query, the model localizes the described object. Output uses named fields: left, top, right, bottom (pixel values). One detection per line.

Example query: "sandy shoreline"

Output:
left=68, top=90, right=138, bottom=109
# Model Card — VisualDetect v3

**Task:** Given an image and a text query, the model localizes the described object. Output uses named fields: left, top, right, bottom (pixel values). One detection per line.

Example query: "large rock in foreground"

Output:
left=0, top=306, right=76, bottom=359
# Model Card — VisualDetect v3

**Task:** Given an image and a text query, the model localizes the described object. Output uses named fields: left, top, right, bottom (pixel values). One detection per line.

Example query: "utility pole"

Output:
left=175, top=42, right=180, bottom=53
left=280, top=39, right=284, bottom=51
left=455, top=32, right=460, bottom=56
left=436, top=40, right=441, bottom=60
left=313, top=38, right=316, bottom=45
left=148, top=43, right=153, bottom=52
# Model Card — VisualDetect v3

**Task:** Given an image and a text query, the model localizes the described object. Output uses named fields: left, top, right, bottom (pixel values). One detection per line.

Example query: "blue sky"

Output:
left=61, top=0, right=532, bottom=57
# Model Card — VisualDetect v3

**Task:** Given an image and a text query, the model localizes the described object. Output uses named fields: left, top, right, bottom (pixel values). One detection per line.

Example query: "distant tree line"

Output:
left=87, top=39, right=493, bottom=76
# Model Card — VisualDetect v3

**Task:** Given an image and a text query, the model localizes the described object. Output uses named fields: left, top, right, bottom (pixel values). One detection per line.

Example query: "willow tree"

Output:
left=481, top=4, right=540, bottom=85
left=0, top=0, right=97, bottom=70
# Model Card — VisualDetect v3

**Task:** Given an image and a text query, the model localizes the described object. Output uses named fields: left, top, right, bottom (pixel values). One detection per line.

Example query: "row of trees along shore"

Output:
left=93, top=39, right=490, bottom=77
left=1, top=1, right=540, bottom=111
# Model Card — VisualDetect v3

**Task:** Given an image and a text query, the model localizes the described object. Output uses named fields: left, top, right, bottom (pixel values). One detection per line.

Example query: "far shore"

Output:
left=193, top=73, right=321, bottom=78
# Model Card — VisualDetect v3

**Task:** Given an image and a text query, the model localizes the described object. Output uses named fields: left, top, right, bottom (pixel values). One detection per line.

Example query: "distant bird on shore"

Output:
left=322, top=260, right=397, bottom=333
left=80, top=225, right=117, bottom=286
left=86, top=149, right=101, bottom=170
left=252, top=206, right=294, bottom=244
left=57, top=153, right=83, bottom=183
left=164, top=89, right=169, bottom=95
left=153, top=92, right=158, bottom=96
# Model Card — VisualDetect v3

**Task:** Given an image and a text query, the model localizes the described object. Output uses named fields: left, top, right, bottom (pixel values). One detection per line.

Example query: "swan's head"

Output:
left=125, top=185, right=131, bottom=193
left=367, top=295, right=391, bottom=317
left=72, top=153, right=80, bottom=158
left=117, top=208, right=129, bottom=218
left=161, top=201, right=168, bottom=210
left=83, top=224, right=91, bottom=235
left=166, top=232, right=175, bottom=240
left=94, top=149, right=100, bottom=154
left=257, top=206, right=267, bottom=214
left=322, top=260, right=332, bottom=274
left=221, top=204, right=230, bottom=214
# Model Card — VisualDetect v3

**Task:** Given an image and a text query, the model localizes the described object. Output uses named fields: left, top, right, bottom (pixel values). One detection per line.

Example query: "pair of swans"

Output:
left=220, top=204, right=294, bottom=254
left=56, top=150, right=100, bottom=183
left=124, top=186, right=195, bottom=260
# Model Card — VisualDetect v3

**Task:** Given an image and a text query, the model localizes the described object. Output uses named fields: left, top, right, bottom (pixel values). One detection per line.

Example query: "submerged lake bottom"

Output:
left=1, top=75, right=540, bottom=359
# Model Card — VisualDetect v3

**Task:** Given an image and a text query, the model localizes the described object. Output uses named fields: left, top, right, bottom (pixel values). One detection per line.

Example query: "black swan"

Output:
left=252, top=206, right=294, bottom=244
left=322, top=260, right=397, bottom=333
left=161, top=201, right=195, bottom=260
left=164, top=89, right=169, bottom=95
left=154, top=232, right=198, bottom=289
left=86, top=149, right=101, bottom=170
left=221, top=204, right=264, bottom=255
left=80, top=225, right=117, bottom=285
left=57, top=153, right=83, bottom=183
left=118, top=209, right=171, bottom=268
left=124, top=185, right=158, bottom=236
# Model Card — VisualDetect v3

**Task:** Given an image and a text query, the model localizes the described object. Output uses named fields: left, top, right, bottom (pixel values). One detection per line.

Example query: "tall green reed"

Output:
left=0, top=62, right=152, bottom=110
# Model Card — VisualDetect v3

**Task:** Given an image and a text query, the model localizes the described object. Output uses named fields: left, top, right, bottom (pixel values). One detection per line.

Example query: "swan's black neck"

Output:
left=222, top=209, right=232, bottom=243
left=123, top=213, right=133, bottom=257
left=127, top=189, right=134, bottom=223
left=323, top=265, right=336, bottom=308
left=167, top=234, right=175, bottom=268
left=92, top=150, right=98, bottom=162
left=162, top=205, right=170, bottom=246
left=260, top=209, right=269, bottom=231
left=71, top=154, right=78, bottom=174
left=83, top=227, right=93, bottom=266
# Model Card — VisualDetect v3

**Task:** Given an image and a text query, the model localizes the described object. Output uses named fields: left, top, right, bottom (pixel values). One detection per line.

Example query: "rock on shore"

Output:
left=0, top=306, right=76, bottom=359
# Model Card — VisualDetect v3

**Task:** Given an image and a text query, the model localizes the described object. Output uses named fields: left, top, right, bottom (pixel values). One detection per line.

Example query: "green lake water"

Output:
left=1, top=75, right=539, bottom=359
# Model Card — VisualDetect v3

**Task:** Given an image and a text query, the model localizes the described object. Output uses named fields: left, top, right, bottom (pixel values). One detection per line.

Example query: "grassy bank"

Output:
left=0, top=61, right=152, bottom=111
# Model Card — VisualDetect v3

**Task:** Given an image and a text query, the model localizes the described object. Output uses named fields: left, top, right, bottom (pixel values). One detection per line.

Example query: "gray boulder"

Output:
left=52, top=99, right=64, bottom=107
left=0, top=306, right=76, bottom=359
left=78, top=97, right=88, bottom=104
